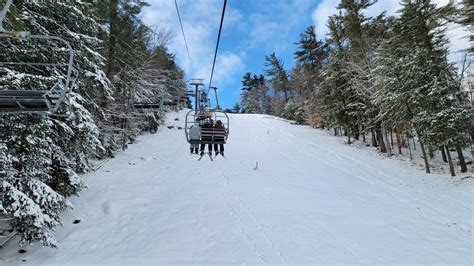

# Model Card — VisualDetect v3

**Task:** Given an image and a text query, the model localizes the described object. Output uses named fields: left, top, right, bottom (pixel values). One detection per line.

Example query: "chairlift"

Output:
left=184, top=108, right=229, bottom=145
left=132, top=95, right=189, bottom=110
left=184, top=78, right=229, bottom=146
left=0, top=0, right=76, bottom=115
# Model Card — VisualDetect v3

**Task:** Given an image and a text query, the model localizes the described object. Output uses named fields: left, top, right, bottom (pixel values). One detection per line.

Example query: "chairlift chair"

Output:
left=132, top=96, right=189, bottom=110
left=0, top=0, right=76, bottom=115
left=184, top=109, right=229, bottom=145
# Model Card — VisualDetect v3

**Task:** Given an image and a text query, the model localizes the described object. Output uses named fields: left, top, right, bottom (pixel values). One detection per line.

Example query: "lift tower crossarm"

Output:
left=189, top=78, right=204, bottom=111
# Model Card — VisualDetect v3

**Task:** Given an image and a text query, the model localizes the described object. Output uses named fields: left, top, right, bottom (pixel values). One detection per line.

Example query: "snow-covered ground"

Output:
left=1, top=110, right=473, bottom=265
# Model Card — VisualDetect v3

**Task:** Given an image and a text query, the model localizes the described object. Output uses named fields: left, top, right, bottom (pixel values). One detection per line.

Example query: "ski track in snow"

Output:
left=220, top=168, right=290, bottom=265
left=0, top=110, right=473, bottom=265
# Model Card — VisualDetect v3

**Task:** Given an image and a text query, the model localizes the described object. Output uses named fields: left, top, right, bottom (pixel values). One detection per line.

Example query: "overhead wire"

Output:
left=174, top=0, right=194, bottom=72
left=208, top=0, right=227, bottom=92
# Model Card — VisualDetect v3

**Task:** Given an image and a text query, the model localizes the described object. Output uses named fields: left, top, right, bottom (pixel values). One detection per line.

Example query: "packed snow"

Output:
left=1, top=110, right=472, bottom=265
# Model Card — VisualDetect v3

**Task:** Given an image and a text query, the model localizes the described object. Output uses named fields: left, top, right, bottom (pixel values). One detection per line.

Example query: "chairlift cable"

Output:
left=174, top=0, right=194, bottom=72
left=207, top=0, right=227, bottom=93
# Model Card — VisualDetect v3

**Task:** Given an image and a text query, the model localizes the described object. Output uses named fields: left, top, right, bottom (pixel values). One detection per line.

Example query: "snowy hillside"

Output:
left=1, top=109, right=472, bottom=265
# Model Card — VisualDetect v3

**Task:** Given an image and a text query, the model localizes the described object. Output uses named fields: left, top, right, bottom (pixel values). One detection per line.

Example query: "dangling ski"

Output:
left=198, top=152, right=205, bottom=161
left=198, top=152, right=214, bottom=161
left=213, top=152, right=226, bottom=159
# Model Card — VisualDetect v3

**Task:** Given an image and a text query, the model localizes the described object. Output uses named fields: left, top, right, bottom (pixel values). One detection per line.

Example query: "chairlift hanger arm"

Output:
left=209, top=86, right=220, bottom=110
left=0, top=0, right=12, bottom=33
left=0, top=33, right=75, bottom=90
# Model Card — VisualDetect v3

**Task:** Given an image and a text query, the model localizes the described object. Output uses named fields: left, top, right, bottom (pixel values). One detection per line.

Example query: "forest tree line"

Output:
left=238, top=0, right=473, bottom=177
left=0, top=0, right=186, bottom=247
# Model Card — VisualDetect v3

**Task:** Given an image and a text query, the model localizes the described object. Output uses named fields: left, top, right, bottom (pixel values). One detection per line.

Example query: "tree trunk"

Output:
left=440, top=147, right=447, bottom=163
left=334, top=128, right=338, bottom=136
left=347, top=126, right=351, bottom=144
left=353, top=125, right=359, bottom=141
left=362, top=133, right=366, bottom=143
left=371, top=129, right=377, bottom=147
left=401, top=131, right=407, bottom=147
left=390, top=130, right=394, bottom=149
left=107, top=0, right=118, bottom=78
left=375, top=127, right=387, bottom=153
left=445, top=146, right=455, bottom=176
left=455, top=144, right=467, bottom=173
left=406, top=131, right=413, bottom=160
left=385, top=130, right=389, bottom=148
left=395, top=130, right=402, bottom=155
left=419, top=138, right=430, bottom=173
left=412, top=134, right=416, bottom=150
left=384, top=129, right=392, bottom=156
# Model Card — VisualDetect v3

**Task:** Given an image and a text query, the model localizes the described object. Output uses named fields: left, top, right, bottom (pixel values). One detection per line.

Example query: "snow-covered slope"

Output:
left=1, top=110, right=472, bottom=265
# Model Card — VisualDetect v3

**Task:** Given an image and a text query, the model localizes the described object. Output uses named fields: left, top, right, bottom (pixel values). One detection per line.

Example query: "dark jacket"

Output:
left=201, top=122, right=214, bottom=141
left=214, top=122, right=225, bottom=141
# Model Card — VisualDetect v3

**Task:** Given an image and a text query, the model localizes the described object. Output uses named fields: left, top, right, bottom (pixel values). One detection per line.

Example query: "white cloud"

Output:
left=214, top=51, right=245, bottom=82
left=246, top=0, right=314, bottom=52
left=311, top=0, right=338, bottom=39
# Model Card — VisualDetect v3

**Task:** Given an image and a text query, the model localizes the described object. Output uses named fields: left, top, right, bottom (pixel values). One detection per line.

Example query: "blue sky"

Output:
left=142, top=0, right=470, bottom=109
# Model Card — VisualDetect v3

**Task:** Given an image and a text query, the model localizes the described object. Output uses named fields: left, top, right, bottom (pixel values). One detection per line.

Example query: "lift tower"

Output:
left=189, top=78, right=204, bottom=110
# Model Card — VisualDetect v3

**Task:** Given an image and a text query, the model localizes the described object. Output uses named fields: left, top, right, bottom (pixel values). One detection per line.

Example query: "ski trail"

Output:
left=261, top=118, right=473, bottom=242
left=219, top=171, right=267, bottom=264
left=273, top=123, right=472, bottom=231
left=1, top=111, right=471, bottom=265
left=220, top=169, right=291, bottom=265
left=263, top=119, right=471, bottom=202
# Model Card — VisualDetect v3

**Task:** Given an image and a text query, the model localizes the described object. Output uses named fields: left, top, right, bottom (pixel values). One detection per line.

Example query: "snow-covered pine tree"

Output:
left=333, top=0, right=381, bottom=145
left=318, top=50, right=354, bottom=142
left=131, top=45, right=186, bottom=134
left=317, top=14, right=359, bottom=144
left=373, top=0, right=472, bottom=175
left=231, top=103, right=241, bottom=113
left=95, top=1, right=185, bottom=150
left=294, top=25, right=327, bottom=106
left=293, top=26, right=329, bottom=126
left=0, top=1, right=113, bottom=246
left=245, top=89, right=260, bottom=114
left=264, top=53, right=290, bottom=117
left=0, top=116, right=72, bottom=248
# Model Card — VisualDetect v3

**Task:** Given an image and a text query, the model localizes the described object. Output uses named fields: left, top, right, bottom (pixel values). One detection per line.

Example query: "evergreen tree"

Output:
left=373, top=0, right=472, bottom=174
left=231, top=103, right=241, bottom=113
left=264, top=52, right=289, bottom=116
left=295, top=25, right=327, bottom=70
